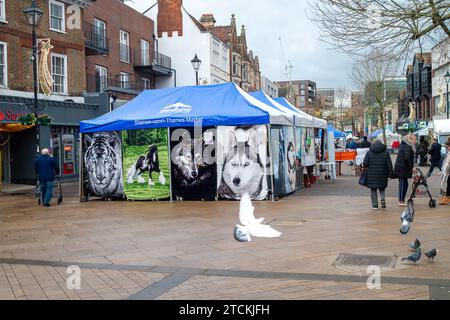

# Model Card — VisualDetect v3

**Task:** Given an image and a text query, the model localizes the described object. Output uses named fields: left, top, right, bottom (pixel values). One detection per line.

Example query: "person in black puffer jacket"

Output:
left=363, top=141, right=393, bottom=210
left=394, top=134, right=417, bottom=206
left=427, top=138, right=442, bottom=177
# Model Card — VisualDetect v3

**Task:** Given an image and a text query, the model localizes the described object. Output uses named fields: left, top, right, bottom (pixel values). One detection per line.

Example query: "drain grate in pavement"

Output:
left=334, top=254, right=397, bottom=268
left=267, top=218, right=306, bottom=226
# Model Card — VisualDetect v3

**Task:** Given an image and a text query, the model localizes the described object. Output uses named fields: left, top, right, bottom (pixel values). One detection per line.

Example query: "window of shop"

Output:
left=140, top=39, right=150, bottom=65
left=94, top=18, right=107, bottom=49
left=0, top=41, right=7, bottom=88
left=52, top=53, right=67, bottom=94
left=49, top=0, right=65, bottom=33
left=120, top=30, right=130, bottom=63
left=120, top=72, right=129, bottom=89
left=142, top=78, right=150, bottom=90
left=95, top=65, right=108, bottom=92
left=0, top=0, right=6, bottom=22
left=51, top=126, right=79, bottom=177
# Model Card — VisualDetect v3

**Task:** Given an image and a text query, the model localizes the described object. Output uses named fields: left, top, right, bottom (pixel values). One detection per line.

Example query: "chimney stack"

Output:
left=157, top=0, right=183, bottom=37
left=200, top=13, right=216, bottom=28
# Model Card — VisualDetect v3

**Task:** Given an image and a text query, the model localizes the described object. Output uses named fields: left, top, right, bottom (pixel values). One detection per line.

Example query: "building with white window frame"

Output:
left=146, top=1, right=230, bottom=88
left=0, top=0, right=109, bottom=186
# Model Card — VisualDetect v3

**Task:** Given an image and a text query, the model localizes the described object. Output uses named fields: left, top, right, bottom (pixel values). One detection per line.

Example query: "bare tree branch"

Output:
left=308, top=0, right=450, bottom=62
left=351, top=49, right=401, bottom=145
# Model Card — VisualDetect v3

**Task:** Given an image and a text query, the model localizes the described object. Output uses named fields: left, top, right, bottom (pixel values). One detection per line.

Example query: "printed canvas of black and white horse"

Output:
left=126, top=144, right=166, bottom=186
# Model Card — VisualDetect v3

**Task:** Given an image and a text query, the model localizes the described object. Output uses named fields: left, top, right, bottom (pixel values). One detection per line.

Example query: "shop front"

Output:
left=396, top=120, right=429, bottom=136
left=0, top=96, right=108, bottom=186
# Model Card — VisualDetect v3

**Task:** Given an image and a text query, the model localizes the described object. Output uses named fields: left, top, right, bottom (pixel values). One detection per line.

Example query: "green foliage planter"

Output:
left=38, top=115, right=54, bottom=125
left=18, top=114, right=54, bottom=126
left=19, top=114, right=37, bottom=126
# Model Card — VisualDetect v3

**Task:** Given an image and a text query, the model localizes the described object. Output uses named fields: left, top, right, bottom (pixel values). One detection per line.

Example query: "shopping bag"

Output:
left=358, top=171, right=368, bottom=187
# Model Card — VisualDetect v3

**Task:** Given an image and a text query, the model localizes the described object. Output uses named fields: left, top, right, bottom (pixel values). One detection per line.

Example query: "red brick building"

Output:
left=0, top=0, right=89, bottom=97
left=84, top=0, right=173, bottom=105
left=0, top=0, right=108, bottom=185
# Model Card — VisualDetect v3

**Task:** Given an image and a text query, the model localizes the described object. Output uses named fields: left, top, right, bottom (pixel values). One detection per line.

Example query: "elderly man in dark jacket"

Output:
left=364, top=141, right=393, bottom=210
left=427, top=138, right=442, bottom=177
left=394, top=134, right=417, bottom=207
left=34, top=148, right=60, bottom=207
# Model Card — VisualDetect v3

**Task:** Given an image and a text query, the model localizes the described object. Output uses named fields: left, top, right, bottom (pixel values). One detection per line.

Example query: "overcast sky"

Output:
left=128, top=0, right=354, bottom=90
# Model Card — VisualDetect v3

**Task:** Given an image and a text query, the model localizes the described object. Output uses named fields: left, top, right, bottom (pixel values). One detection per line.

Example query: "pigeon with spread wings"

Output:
left=233, top=193, right=282, bottom=242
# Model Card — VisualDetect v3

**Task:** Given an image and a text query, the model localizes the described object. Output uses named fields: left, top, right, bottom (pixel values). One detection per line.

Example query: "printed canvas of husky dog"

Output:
left=122, top=129, right=170, bottom=200
left=82, top=131, right=124, bottom=199
left=217, top=125, right=269, bottom=201
left=270, top=127, right=285, bottom=197
left=170, top=127, right=217, bottom=201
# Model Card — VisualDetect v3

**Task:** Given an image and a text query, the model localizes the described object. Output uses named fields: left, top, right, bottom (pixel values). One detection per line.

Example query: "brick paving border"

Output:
left=1, top=257, right=449, bottom=300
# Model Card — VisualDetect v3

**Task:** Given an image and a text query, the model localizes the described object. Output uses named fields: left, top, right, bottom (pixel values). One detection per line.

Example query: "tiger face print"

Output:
left=83, top=132, right=123, bottom=198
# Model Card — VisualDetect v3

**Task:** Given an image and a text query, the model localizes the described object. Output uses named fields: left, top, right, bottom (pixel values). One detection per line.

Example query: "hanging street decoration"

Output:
left=39, top=39, right=54, bottom=97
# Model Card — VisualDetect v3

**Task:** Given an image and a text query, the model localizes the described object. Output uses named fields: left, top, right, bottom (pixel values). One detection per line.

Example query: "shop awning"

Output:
left=80, top=83, right=292, bottom=133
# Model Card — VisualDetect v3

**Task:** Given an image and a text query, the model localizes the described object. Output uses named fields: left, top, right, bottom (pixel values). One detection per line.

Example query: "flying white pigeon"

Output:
left=233, top=193, right=282, bottom=242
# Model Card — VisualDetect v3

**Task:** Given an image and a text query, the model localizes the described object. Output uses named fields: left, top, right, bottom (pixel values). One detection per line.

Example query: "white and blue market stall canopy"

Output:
left=250, top=91, right=297, bottom=126
left=80, top=83, right=291, bottom=133
left=274, top=97, right=327, bottom=129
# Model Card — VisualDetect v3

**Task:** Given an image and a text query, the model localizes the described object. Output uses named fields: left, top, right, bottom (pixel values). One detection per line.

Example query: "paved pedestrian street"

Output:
left=0, top=168, right=449, bottom=300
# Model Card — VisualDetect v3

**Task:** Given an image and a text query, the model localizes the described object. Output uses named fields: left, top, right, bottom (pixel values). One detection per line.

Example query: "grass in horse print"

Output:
left=123, top=144, right=170, bottom=200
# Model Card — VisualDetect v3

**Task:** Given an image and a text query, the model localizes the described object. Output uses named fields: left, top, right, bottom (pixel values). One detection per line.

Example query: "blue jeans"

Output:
left=398, top=178, right=409, bottom=202
left=39, top=180, right=54, bottom=205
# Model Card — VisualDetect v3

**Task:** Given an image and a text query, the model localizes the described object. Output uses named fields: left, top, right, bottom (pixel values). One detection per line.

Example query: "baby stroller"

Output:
left=410, top=168, right=436, bottom=208
left=37, top=176, right=63, bottom=206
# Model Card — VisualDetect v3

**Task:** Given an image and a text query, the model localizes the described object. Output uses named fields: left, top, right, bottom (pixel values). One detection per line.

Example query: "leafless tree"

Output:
left=334, top=88, right=350, bottom=131
left=352, top=50, right=400, bottom=145
left=308, top=0, right=450, bottom=61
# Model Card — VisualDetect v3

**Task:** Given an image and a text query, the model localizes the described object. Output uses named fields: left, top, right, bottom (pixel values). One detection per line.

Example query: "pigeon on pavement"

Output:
left=409, top=239, right=421, bottom=251
left=424, top=249, right=439, bottom=261
left=407, top=199, right=415, bottom=222
left=402, top=249, right=422, bottom=264
left=233, top=193, right=282, bottom=242
left=401, top=208, right=413, bottom=223
left=400, top=219, right=411, bottom=235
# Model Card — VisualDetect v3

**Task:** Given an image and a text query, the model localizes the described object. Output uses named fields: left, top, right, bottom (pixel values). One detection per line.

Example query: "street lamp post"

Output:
left=24, top=0, right=43, bottom=159
left=445, top=71, right=450, bottom=119
left=191, top=54, right=201, bottom=86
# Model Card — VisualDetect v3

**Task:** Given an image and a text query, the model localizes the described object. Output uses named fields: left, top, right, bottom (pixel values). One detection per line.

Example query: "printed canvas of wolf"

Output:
left=122, top=129, right=170, bottom=200
left=170, top=127, right=217, bottom=201
left=82, top=131, right=124, bottom=199
left=217, top=125, right=269, bottom=201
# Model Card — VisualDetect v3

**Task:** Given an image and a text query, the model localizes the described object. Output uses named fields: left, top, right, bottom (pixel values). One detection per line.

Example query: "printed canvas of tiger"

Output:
left=83, top=132, right=124, bottom=198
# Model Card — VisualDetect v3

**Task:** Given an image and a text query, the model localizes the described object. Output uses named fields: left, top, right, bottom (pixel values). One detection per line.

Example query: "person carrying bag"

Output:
left=363, top=141, right=394, bottom=210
